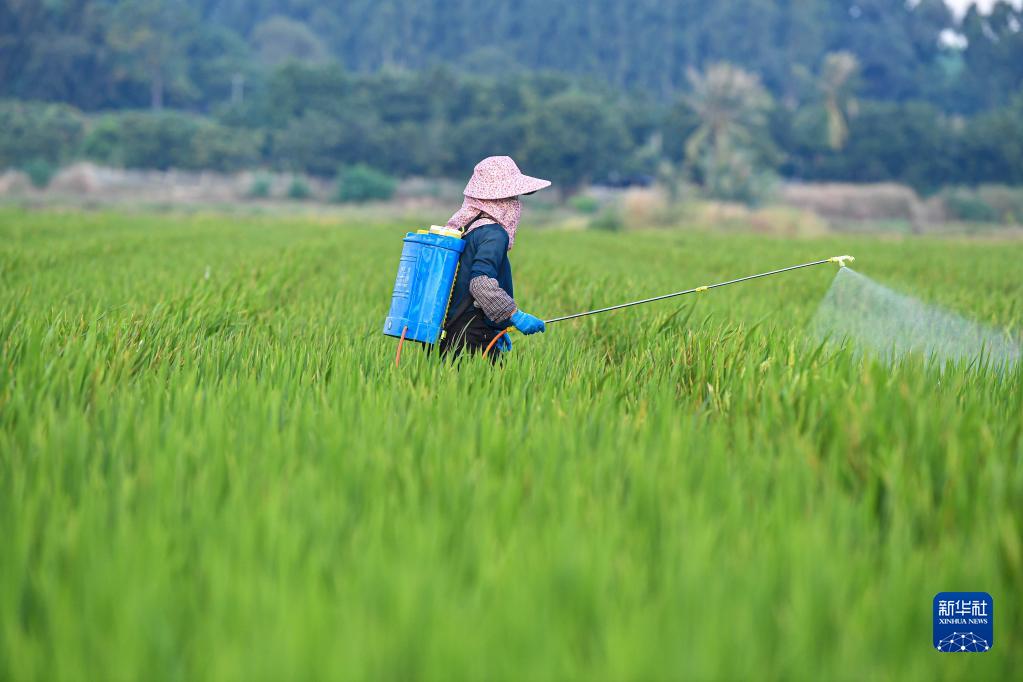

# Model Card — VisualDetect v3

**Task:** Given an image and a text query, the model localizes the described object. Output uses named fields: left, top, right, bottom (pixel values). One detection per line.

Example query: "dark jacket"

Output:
left=447, top=223, right=514, bottom=329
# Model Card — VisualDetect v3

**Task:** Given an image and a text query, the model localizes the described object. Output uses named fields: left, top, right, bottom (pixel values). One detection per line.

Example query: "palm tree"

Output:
left=683, top=63, right=772, bottom=166
left=681, top=63, right=775, bottom=203
left=819, top=52, right=859, bottom=151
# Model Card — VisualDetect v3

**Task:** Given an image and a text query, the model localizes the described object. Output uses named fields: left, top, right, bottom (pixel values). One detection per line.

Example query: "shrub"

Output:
left=621, top=187, right=672, bottom=228
left=287, top=176, right=311, bottom=200
left=334, top=164, right=396, bottom=203
left=977, top=185, right=1023, bottom=224
left=82, top=111, right=200, bottom=170
left=942, top=186, right=1023, bottom=225
left=22, top=158, right=56, bottom=188
left=699, top=148, right=777, bottom=206
left=82, top=111, right=261, bottom=172
left=273, top=111, right=382, bottom=177
left=0, top=100, right=84, bottom=169
left=942, top=189, right=999, bottom=223
left=249, top=174, right=272, bottom=198
left=189, top=126, right=262, bottom=172
left=569, top=195, right=601, bottom=214
left=588, top=207, right=624, bottom=232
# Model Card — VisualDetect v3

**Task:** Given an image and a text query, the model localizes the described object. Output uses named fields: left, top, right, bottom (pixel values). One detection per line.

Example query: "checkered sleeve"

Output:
left=469, top=276, right=517, bottom=323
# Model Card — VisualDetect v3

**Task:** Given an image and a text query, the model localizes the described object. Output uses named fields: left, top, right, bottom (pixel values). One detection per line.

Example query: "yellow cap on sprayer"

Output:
left=828, top=255, right=855, bottom=267
left=429, top=225, right=463, bottom=238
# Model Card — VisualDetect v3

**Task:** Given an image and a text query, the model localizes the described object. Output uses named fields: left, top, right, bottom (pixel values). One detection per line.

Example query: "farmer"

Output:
left=439, top=156, right=550, bottom=359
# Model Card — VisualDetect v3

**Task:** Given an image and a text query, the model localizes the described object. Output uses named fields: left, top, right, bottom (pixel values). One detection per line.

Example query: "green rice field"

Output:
left=1, top=208, right=1020, bottom=680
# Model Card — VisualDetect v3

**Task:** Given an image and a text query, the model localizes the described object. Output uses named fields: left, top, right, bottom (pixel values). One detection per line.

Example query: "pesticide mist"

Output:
left=812, top=268, right=1021, bottom=369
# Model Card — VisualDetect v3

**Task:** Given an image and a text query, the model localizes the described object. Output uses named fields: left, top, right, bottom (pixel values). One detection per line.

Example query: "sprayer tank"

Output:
left=383, top=230, right=466, bottom=344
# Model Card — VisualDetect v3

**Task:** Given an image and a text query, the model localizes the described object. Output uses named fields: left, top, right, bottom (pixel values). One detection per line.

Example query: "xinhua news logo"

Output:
left=933, top=592, right=993, bottom=652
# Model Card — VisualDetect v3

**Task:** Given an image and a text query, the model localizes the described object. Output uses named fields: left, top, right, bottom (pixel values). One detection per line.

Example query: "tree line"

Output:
left=4, top=1, right=1022, bottom=113
left=1, top=1, right=1022, bottom=195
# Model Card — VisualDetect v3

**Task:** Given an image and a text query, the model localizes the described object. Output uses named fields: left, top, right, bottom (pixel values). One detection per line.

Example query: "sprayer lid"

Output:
left=429, top=225, right=462, bottom=239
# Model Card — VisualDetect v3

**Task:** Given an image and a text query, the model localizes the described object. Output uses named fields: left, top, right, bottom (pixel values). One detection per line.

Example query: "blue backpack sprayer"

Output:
left=384, top=230, right=854, bottom=364
left=383, top=225, right=467, bottom=362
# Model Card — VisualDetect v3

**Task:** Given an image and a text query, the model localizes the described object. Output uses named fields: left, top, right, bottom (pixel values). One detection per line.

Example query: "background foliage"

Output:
left=1, top=1, right=1023, bottom=193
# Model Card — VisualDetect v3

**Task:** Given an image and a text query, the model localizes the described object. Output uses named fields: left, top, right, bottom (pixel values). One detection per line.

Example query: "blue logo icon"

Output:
left=933, top=592, right=993, bottom=652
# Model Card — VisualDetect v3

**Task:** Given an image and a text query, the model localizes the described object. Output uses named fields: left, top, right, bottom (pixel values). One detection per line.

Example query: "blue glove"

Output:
left=496, top=333, right=512, bottom=353
left=511, top=310, right=546, bottom=335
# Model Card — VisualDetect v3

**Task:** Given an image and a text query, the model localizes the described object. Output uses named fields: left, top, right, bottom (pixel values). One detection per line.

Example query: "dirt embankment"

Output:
left=780, top=182, right=945, bottom=232
left=3, top=164, right=1020, bottom=236
left=0, top=163, right=327, bottom=203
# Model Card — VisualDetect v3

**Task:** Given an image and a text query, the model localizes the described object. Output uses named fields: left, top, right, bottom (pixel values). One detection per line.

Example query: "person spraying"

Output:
left=438, top=156, right=550, bottom=359
left=383, top=157, right=855, bottom=366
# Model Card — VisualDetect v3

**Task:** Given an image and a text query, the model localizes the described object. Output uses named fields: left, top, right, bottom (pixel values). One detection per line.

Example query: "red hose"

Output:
left=483, top=329, right=509, bottom=358
left=395, top=326, right=408, bottom=367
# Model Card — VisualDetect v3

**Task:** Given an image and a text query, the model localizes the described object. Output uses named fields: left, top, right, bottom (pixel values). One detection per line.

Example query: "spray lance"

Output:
left=480, top=255, right=856, bottom=356
left=381, top=227, right=853, bottom=364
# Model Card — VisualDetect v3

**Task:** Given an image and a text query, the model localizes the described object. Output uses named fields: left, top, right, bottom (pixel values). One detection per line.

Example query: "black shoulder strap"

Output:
left=444, top=216, right=484, bottom=326
left=461, top=210, right=487, bottom=234
left=445, top=211, right=490, bottom=326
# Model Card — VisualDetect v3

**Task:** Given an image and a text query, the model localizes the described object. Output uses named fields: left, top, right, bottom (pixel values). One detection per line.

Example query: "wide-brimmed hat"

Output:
left=463, top=156, right=551, bottom=200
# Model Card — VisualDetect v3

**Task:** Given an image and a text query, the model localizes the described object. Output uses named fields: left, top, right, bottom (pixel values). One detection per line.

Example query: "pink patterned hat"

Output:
left=462, top=156, right=551, bottom=200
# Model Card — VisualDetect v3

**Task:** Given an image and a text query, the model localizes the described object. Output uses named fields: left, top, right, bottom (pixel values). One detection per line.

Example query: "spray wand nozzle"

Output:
left=828, top=255, right=855, bottom=268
